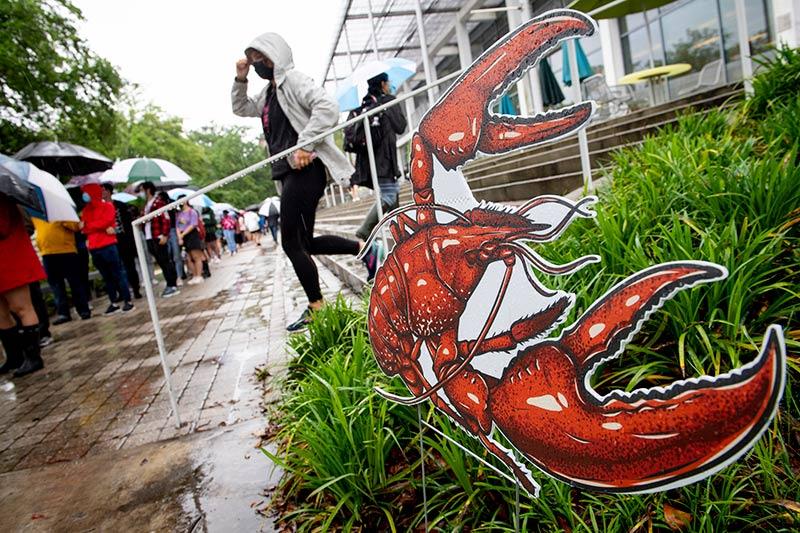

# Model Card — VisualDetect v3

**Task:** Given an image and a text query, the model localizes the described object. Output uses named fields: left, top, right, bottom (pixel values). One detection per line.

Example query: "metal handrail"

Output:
left=130, top=68, right=463, bottom=428
left=133, top=69, right=462, bottom=226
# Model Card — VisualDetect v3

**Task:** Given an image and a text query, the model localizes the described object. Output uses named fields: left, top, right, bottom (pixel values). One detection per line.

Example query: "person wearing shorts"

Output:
left=176, top=199, right=205, bottom=285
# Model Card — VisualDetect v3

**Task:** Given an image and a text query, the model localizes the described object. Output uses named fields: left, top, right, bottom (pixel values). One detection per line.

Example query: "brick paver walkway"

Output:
left=0, top=242, right=352, bottom=476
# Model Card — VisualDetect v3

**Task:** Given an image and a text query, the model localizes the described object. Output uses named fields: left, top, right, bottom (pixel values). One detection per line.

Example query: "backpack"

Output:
left=343, top=95, right=384, bottom=154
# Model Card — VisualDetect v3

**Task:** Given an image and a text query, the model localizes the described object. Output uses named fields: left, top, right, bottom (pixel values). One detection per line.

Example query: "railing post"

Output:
left=133, top=224, right=181, bottom=428
left=568, top=39, right=593, bottom=190
left=364, top=115, right=388, bottom=268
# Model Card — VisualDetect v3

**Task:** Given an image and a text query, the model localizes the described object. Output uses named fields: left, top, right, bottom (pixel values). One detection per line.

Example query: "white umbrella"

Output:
left=0, top=155, right=78, bottom=222
left=258, top=196, right=280, bottom=217
left=212, top=202, right=238, bottom=217
left=101, top=157, right=192, bottom=184
left=167, top=187, right=215, bottom=208
left=335, top=57, right=417, bottom=111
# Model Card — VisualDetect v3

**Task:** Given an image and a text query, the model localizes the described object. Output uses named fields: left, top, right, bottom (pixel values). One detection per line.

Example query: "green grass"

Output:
left=261, top=49, right=800, bottom=531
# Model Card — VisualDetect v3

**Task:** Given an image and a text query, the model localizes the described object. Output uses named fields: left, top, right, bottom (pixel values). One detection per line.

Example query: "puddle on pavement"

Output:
left=0, top=418, right=277, bottom=531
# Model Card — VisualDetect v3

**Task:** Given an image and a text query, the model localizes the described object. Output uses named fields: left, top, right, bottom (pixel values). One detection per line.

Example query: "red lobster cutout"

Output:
left=362, top=10, right=787, bottom=496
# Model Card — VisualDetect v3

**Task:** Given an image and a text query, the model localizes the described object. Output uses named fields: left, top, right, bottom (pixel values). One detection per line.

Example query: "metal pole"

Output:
left=413, top=0, right=437, bottom=106
left=643, top=8, right=656, bottom=69
left=519, top=0, right=544, bottom=113
left=366, top=0, right=381, bottom=61
left=132, top=226, right=181, bottom=428
left=338, top=184, right=346, bottom=204
left=417, top=405, right=429, bottom=533
left=343, top=24, right=355, bottom=70
left=568, top=39, right=593, bottom=190
left=363, top=115, right=388, bottom=269
left=734, top=0, right=754, bottom=95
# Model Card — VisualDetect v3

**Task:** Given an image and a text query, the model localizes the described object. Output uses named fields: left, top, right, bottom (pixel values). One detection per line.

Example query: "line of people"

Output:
left=0, top=178, right=261, bottom=378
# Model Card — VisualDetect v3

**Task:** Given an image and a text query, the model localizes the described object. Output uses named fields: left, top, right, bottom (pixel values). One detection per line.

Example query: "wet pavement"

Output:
left=0, top=241, right=355, bottom=531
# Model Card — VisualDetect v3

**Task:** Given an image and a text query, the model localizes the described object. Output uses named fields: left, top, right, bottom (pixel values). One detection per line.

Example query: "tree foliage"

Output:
left=0, top=0, right=275, bottom=208
left=0, top=0, right=125, bottom=154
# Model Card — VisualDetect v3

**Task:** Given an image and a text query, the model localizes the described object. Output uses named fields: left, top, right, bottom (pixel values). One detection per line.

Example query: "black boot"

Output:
left=13, top=325, right=44, bottom=377
left=202, top=261, right=211, bottom=278
left=0, top=327, right=23, bottom=374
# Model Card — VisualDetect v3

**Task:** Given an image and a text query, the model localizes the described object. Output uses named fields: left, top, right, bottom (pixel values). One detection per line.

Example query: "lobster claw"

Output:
left=416, top=9, right=597, bottom=171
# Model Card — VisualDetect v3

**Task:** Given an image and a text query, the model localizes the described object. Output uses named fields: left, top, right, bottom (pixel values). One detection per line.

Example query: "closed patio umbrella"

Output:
left=562, top=40, right=593, bottom=86
left=539, top=57, right=565, bottom=107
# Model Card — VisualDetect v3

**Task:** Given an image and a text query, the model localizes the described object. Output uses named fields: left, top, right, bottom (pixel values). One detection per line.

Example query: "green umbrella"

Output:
left=562, top=40, right=594, bottom=86
left=128, top=158, right=166, bottom=181
left=539, top=58, right=565, bottom=107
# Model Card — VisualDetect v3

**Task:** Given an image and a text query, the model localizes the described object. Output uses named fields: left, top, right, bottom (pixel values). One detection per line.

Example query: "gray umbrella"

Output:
left=14, top=141, right=113, bottom=179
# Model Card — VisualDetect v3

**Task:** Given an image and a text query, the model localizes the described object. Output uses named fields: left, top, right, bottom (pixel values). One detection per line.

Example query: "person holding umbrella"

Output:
left=31, top=216, right=92, bottom=323
left=232, top=32, right=363, bottom=331
left=0, top=193, right=46, bottom=377
left=348, top=72, right=407, bottom=281
left=140, top=182, right=179, bottom=298
left=102, top=182, right=142, bottom=299
left=79, top=183, right=134, bottom=314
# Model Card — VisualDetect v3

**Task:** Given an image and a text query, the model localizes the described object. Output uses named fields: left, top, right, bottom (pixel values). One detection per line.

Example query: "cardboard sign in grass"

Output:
left=363, top=9, right=788, bottom=498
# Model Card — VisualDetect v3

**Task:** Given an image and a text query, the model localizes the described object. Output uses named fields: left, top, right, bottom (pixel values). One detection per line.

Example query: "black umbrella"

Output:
left=0, top=165, right=45, bottom=213
left=539, top=57, right=565, bottom=107
left=14, top=141, right=113, bottom=178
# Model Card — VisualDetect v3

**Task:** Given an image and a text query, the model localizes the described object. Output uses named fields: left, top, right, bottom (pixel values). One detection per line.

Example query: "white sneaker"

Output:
left=188, top=277, right=202, bottom=285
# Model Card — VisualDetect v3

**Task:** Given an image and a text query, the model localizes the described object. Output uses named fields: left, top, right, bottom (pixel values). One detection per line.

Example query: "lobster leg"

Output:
left=457, top=295, right=572, bottom=356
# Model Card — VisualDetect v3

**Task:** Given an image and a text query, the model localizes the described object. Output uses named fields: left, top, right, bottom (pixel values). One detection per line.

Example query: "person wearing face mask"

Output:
left=79, top=184, right=133, bottom=315
left=232, top=32, right=364, bottom=332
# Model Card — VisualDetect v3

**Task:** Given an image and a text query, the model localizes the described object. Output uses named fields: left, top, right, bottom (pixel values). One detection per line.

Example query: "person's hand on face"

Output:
left=236, top=58, right=249, bottom=81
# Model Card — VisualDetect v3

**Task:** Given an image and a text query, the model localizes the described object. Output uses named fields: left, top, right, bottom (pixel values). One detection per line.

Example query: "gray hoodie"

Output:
left=231, top=32, right=354, bottom=185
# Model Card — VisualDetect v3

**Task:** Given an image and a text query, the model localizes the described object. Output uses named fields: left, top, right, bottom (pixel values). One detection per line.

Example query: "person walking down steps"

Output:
left=232, top=31, right=368, bottom=331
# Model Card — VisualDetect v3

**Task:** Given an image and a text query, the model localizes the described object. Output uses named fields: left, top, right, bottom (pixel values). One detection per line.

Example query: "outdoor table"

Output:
left=618, top=63, right=691, bottom=105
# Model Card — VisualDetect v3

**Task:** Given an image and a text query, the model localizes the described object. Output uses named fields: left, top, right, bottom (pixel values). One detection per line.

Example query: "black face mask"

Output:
left=253, top=62, right=274, bottom=80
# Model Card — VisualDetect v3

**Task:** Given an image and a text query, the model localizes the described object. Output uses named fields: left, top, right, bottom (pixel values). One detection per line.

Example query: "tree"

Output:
left=0, top=0, right=125, bottom=155
left=189, top=126, right=276, bottom=208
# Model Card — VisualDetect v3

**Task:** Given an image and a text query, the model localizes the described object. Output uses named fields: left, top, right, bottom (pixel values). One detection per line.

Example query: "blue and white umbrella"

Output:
left=112, top=192, right=139, bottom=204
left=335, top=57, right=416, bottom=112
left=0, top=154, right=78, bottom=222
left=167, top=187, right=215, bottom=208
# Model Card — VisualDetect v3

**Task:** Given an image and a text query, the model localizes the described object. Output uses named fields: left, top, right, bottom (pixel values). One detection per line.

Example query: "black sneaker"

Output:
left=104, top=304, right=121, bottom=315
left=122, top=302, right=134, bottom=312
left=52, top=315, right=72, bottom=325
left=161, top=286, right=179, bottom=298
left=79, top=312, right=91, bottom=320
left=286, top=308, right=313, bottom=332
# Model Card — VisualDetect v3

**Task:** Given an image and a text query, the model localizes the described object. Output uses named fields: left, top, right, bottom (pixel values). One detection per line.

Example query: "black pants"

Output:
left=91, top=244, right=131, bottom=304
left=147, top=238, right=177, bottom=288
left=280, top=161, right=359, bottom=302
left=118, top=242, right=140, bottom=296
left=42, top=253, right=91, bottom=317
left=28, top=282, right=50, bottom=338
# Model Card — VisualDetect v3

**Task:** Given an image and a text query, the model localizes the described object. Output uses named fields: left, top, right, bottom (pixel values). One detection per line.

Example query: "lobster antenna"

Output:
left=376, top=261, right=515, bottom=405
left=507, top=242, right=600, bottom=276
left=519, top=196, right=597, bottom=243
left=356, top=203, right=470, bottom=260
left=516, top=194, right=588, bottom=215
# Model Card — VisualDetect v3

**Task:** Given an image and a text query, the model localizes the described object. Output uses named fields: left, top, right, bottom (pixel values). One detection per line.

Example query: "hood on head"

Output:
left=80, top=183, right=103, bottom=203
left=245, top=32, right=294, bottom=84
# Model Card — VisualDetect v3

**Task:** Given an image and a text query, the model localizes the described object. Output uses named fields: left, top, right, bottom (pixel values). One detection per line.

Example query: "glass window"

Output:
left=661, top=0, right=722, bottom=71
left=719, top=0, right=773, bottom=62
left=621, top=21, right=665, bottom=72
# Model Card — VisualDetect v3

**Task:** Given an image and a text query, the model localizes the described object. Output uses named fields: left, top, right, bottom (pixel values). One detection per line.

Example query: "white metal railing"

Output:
left=131, top=69, right=464, bottom=427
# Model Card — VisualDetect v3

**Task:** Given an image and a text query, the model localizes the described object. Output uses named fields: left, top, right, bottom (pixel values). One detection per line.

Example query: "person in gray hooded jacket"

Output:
left=232, top=32, right=363, bottom=332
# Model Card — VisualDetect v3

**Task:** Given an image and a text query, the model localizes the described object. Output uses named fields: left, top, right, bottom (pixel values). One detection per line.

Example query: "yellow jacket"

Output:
left=32, top=218, right=80, bottom=256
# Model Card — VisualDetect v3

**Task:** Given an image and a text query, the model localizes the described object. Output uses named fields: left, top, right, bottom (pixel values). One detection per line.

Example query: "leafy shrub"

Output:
left=264, top=53, right=800, bottom=532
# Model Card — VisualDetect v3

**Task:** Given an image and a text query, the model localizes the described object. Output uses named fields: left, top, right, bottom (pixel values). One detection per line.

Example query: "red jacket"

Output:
left=80, top=184, right=117, bottom=250
left=146, top=194, right=170, bottom=239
